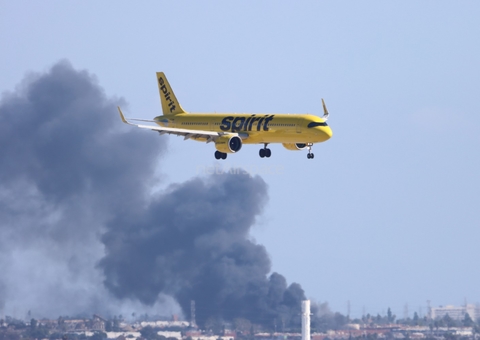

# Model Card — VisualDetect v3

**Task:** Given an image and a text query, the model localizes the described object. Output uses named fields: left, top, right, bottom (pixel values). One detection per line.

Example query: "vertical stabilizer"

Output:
left=156, top=72, right=186, bottom=115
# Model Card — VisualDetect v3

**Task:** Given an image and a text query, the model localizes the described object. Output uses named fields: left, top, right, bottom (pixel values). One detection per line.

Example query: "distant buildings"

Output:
left=431, top=304, right=480, bottom=320
left=140, top=321, right=190, bottom=328
left=92, top=314, right=107, bottom=331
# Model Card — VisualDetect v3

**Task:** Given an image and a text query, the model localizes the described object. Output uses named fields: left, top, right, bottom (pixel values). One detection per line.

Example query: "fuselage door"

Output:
left=296, top=119, right=302, bottom=133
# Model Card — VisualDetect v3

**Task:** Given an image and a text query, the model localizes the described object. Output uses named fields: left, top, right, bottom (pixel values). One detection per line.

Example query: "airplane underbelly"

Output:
left=243, top=130, right=319, bottom=144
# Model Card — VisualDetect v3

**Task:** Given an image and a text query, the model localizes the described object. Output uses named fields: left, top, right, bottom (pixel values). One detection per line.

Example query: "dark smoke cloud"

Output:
left=99, top=173, right=306, bottom=328
left=0, top=60, right=168, bottom=317
left=0, top=61, right=306, bottom=328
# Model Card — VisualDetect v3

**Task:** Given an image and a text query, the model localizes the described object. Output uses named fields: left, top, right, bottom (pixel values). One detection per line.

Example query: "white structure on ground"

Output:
left=139, top=321, right=190, bottom=328
left=302, top=300, right=311, bottom=340
left=431, top=304, right=480, bottom=320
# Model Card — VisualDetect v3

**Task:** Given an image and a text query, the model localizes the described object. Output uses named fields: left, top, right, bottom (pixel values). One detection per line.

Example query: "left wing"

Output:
left=118, top=107, right=244, bottom=143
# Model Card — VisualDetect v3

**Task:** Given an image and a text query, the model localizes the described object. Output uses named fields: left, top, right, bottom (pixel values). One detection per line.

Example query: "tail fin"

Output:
left=156, top=72, right=186, bottom=115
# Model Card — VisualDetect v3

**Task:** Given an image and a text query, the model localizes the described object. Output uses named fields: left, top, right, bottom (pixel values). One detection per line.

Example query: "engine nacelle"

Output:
left=215, top=135, right=243, bottom=153
left=282, top=143, right=307, bottom=151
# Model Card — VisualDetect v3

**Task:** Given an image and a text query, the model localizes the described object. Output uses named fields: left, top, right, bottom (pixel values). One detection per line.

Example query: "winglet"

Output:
left=321, top=98, right=329, bottom=120
left=118, top=106, right=132, bottom=125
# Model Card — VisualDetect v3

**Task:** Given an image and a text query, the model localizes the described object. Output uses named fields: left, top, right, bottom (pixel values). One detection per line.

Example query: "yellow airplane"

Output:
left=118, top=72, right=332, bottom=159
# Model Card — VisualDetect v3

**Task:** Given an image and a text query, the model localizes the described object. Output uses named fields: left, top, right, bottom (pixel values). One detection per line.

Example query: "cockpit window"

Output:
left=308, top=121, right=328, bottom=128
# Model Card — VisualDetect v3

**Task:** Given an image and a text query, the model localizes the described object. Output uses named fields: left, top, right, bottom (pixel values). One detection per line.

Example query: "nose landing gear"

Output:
left=306, top=143, right=314, bottom=159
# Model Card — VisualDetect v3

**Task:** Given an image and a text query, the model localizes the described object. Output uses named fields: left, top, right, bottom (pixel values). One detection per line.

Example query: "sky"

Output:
left=1, top=1, right=480, bottom=320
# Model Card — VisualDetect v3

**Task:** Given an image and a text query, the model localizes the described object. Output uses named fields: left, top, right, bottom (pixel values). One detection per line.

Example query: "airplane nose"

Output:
left=321, top=126, right=333, bottom=140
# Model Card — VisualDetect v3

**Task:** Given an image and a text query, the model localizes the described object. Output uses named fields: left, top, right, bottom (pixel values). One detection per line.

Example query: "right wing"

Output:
left=117, top=107, right=245, bottom=143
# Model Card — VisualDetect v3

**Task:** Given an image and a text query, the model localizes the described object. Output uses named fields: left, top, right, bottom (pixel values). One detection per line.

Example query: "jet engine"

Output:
left=282, top=143, right=307, bottom=151
left=215, top=135, right=243, bottom=153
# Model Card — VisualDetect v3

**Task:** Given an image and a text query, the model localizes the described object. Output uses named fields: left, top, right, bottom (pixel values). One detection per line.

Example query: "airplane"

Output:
left=118, top=72, right=333, bottom=159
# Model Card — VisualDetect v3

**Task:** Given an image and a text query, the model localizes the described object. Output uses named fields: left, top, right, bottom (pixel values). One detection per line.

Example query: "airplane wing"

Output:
left=117, top=107, right=246, bottom=143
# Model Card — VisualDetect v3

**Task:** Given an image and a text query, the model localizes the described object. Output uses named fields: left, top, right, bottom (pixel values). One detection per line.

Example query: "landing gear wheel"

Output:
left=215, top=151, right=227, bottom=160
left=307, top=153, right=314, bottom=159
left=260, top=144, right=271, bottom=158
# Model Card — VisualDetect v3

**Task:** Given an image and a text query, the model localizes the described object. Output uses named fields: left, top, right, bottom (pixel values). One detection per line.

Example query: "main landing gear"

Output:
left=306, top=143, right=314, bottom=159
left=259, top=144, right=271, bottom=158
left=214, top=151, right=227, bottom=160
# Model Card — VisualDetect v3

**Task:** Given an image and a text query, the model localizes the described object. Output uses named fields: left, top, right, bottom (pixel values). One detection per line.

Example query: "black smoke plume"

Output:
left=99, top=173, right=305, bottom=328
left=0, top=60, right=165, bottom=317
left=0, top=61, right=306, bottom=328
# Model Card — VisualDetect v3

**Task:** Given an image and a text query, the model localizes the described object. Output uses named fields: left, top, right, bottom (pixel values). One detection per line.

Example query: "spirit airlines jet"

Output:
left=118, top=73, right=332, bottom=159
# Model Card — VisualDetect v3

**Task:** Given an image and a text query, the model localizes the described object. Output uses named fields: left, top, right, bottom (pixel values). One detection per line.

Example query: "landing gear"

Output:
left=215, top=151, right=227, bottom=160
left=259, top=144, right=271, bottom=158
left=306, top=143, right=314, bottom=159
left=259, top=149, right=271, bottom=158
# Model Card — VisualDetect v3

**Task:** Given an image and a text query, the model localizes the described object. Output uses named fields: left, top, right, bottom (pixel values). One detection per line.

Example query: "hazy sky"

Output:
left=1, top=1, right=480, bottom=319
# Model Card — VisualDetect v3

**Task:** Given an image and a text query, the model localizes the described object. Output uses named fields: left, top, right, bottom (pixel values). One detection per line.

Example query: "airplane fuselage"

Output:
left=154, top=113, right=332, bottom=144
